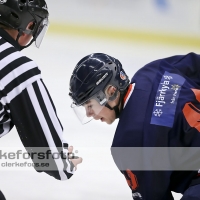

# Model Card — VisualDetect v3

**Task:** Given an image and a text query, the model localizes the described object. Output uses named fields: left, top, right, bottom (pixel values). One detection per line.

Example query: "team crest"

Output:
left=120, top=71, right=126, bottom=80
left=0, top=0, right=7, bottom=4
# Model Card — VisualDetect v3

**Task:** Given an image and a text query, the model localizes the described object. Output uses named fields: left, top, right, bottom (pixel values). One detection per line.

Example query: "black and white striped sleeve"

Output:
left=9, top=79, right=74, bottom=180
left=0, top=38, right=74, bottom=180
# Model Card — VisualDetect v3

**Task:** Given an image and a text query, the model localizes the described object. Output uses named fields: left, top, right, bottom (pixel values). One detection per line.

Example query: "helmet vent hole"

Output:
left=108, top=62, right=112, bottom=65
left=10, top=12, right=19, bottom=20
left=19, top=0, right=26, bottom=4
left=18, top=0, right=26, bottom=11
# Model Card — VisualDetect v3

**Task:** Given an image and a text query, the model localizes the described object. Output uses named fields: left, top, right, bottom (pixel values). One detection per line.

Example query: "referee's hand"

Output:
left=68, top=146, right=82, bottom=171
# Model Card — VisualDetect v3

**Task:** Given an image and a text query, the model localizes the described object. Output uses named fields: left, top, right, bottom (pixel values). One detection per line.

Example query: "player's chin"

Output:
left=106, top=119, right=115, bottom=125
left=100, top=117, right=114, bottom=124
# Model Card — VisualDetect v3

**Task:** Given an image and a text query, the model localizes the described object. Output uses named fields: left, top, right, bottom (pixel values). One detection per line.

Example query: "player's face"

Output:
left=97, top=106, right=116, bottom=124
left=83, top=86, right=119, bottom=124
left=84, top=100, right=116, bottom=124
left=84, top=99, right=103, bottom=119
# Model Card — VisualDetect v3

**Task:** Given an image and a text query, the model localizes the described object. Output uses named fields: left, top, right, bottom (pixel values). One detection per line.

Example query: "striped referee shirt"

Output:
left=0, top=28, right=74, bottom=180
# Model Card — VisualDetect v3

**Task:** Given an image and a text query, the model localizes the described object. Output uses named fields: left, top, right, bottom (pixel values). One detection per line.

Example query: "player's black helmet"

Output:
left=0, top=0, right=49, bottom=48
left=69, top=53, right=130, bottom=124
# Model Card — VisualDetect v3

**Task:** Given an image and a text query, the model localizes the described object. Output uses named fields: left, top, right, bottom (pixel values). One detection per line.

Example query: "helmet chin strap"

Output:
left=105, top=92, right=124, bottom=119
left=105, top=86, right=129, bottom=118
left=16, top=30, right=35, bottom=50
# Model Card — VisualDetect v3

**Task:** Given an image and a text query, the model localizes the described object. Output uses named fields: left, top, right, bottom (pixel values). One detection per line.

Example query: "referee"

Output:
left=0, top=191, right=5, bottom=200
left=0, top=0, right=82, bottom=199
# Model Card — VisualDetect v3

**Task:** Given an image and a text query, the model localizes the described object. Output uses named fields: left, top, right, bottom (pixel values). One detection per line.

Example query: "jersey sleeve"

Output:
left=112, top=148, right=174, bottom=199
left=8, top=79, right=74, bottom=180
left=122, top=170, right=174, bottom=200
left=0, top=39, right=74, bottom=180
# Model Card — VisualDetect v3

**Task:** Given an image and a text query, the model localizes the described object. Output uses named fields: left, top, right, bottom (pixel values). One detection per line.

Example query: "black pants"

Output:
left=0, top=191, right=6, bottom=200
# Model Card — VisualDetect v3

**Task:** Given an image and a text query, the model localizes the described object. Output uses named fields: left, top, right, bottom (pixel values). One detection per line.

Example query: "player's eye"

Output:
left=87, top=105, right=92, bottom=109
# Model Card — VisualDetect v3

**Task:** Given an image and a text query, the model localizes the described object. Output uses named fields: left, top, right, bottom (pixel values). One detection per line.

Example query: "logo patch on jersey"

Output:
left=150, top=71, right=185, bottom=127
left=0, top=0, right=7, bottom=4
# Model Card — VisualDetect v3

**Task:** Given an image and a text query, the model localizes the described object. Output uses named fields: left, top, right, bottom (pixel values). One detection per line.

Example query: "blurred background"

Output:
left=0, top=0, right=200, bottom=199
left=48, top=0, right=200, bottom=47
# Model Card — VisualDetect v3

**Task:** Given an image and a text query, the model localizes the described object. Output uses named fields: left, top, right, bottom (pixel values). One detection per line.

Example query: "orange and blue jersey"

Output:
left=111, top=52, right=200, bottom=199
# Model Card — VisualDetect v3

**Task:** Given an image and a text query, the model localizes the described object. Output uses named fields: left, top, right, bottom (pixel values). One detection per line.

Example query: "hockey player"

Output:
left=69, top=53, right=200, bottom=200
left=0, top=0, right=82, bottom=199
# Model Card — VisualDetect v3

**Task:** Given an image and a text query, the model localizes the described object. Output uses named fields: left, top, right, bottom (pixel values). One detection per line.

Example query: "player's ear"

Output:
left=22, top=21, right=35, bottom=36
left=27, top=21, right=35, bottom=31
left=105, top=85, right=117, bottom=97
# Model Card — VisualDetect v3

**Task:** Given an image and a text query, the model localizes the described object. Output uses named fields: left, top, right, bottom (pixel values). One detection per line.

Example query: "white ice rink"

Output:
left=0, top=32, right=199, bottom=200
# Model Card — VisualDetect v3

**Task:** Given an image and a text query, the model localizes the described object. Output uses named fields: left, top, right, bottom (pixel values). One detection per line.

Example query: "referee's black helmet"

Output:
left=0, top=0, right=49, bottom=48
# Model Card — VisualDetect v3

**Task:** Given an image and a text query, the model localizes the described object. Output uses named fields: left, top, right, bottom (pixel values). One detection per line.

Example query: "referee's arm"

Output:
left=9, top=79, right=75, bottom=180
